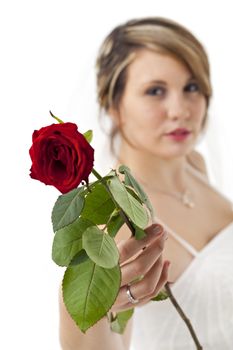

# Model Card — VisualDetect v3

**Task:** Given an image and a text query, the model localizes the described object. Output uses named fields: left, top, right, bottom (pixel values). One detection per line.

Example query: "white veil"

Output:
left=197, top=101, right=233, bottom=201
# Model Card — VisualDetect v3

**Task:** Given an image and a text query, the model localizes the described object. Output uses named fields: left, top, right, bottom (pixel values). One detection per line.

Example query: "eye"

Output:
left=146, top=86, right=166, bottom=96
left=184, top=82, right=200, bottom=93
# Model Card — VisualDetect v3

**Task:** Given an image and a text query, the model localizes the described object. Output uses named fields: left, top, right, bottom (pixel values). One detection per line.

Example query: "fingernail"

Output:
left=153, top=224, right=163, bottom=235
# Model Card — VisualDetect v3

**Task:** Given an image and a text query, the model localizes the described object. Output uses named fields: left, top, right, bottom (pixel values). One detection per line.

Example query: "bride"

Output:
left=60, top=17, right=233, bottom=349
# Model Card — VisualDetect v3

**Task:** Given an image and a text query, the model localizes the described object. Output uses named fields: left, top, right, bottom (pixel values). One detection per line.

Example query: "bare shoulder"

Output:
left=186, top=150, right=209, bottom=179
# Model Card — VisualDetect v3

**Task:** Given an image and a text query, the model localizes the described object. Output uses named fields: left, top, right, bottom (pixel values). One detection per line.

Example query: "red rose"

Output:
left=29, top=123, right=94, bottom=193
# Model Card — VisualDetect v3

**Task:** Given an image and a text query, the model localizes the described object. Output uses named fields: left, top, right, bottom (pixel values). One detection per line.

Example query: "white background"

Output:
left=1, top=0, right=233, bottom=349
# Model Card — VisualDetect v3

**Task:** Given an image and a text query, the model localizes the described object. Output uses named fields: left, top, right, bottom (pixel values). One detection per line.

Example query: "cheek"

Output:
left=128, top=103, right=165, bottom=128
left=191, top=98, right=207, bottom=124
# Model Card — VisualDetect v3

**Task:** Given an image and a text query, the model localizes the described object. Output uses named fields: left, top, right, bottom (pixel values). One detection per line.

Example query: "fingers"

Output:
left=113, top=259, right=170, bottom=312
left=137, top=260, right=170, bottom=307
left=110, top=223, right=170, bottom=314
left=120, top=229, right=167, bottom=286
left=118, top=224, right=164, bottom=264
left=153, top=261, right=170, bottom=296
left=116, top=255, right=163, bottom=306
left=127, top=256, right=164, bottom=300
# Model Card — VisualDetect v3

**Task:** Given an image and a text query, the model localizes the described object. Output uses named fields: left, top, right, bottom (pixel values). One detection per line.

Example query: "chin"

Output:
left=156, top=145, right=194, bottom=160
left=166, top=138, right=197, bottom=156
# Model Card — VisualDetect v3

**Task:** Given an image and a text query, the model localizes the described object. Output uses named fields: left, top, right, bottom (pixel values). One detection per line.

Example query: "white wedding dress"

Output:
left=130, top=166, right=233, bottom=350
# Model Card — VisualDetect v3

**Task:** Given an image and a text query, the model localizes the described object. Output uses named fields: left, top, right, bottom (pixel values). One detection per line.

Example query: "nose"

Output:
left=166, top=93, right=190, bottom=120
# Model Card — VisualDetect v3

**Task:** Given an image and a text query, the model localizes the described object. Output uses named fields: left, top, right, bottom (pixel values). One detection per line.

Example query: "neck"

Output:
left=117, top=142, right=189, bottom=193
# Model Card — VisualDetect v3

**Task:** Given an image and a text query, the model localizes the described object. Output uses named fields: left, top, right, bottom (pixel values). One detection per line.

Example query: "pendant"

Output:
left=182, top=191, right=195, bottom=208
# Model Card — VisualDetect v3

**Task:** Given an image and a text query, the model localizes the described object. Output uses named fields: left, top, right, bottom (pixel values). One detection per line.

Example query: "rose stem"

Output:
left=164, top=283, right=203, bottom=349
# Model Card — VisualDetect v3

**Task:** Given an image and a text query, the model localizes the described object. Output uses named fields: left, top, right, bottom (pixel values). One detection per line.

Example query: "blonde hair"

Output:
left=96, top=17, right=212, bottom=149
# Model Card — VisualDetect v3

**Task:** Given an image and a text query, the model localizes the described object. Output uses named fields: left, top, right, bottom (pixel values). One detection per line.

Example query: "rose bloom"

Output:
left=29, top=123, right=94, bottom=193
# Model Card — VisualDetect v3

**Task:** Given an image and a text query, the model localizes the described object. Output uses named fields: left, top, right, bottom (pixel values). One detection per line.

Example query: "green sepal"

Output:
left=49, top=110, right=64, bottom=123
left=110, top=309, right=134, bottom=334
left=83, top=130, right=93, bottom=143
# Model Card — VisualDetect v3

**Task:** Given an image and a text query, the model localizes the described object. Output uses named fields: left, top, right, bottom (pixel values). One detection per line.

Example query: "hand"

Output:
left=111, top=224, right=170, bottom=312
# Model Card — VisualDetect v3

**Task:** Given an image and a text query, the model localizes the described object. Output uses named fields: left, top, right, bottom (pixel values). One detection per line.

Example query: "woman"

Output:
left=60, top=17, right=233, bottom=349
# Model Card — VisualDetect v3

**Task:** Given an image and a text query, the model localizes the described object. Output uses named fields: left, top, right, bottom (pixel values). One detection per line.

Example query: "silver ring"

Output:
left=126, top=284, right=139, bottom=304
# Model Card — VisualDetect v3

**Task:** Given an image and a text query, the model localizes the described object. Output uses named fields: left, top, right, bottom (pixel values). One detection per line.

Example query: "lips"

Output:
left=164, top=128, right=192, bottom=142
left=166, top=128, right=191, bottom=136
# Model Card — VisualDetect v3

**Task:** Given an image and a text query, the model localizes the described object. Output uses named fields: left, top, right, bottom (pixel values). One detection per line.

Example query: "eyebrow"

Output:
left=143, top=76, right=196, bottom=86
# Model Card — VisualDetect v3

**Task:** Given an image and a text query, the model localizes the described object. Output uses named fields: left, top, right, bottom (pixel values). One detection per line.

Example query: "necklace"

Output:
left=135, top=175, right=195, bottom=209
left=153, top=188, right=195, bottom=209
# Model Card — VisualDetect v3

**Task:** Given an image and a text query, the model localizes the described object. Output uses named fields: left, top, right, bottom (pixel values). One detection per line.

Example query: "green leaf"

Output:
left=82, top=226, right=119, bottom=268
left=81, top=183, right=115, bottom=225
left=125, top=185, right=143, bottom=204
left=119, top=165, right=155, bottom=220
left=110, top=309, right=134, bottom=334
left=52, top=187, right=85, bottom=232
left=107, top=213, right=125, bottom=238
left=132, top=223, right=147, bottom=240
left=118, top=165, right=131, bottom=175
left=83, top=130, right=93, bottom=143
left=108, top=176, right=148, bottom=229
left=151, top=290, right=168, bottom=301
left=52, top=218, right=93, bottom=266
left=62, top=258, right=121, bottom=333
left=105, top=169, right=116, bottom=178
left=69, top=249, right=89, bottom=266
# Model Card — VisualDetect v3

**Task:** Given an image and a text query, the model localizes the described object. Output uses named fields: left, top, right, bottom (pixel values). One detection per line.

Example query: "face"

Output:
left=111, top=49, right=207, bottom=159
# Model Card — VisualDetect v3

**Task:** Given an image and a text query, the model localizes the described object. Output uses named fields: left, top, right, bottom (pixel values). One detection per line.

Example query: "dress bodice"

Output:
left=130, top=221, right=233, bottom=349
